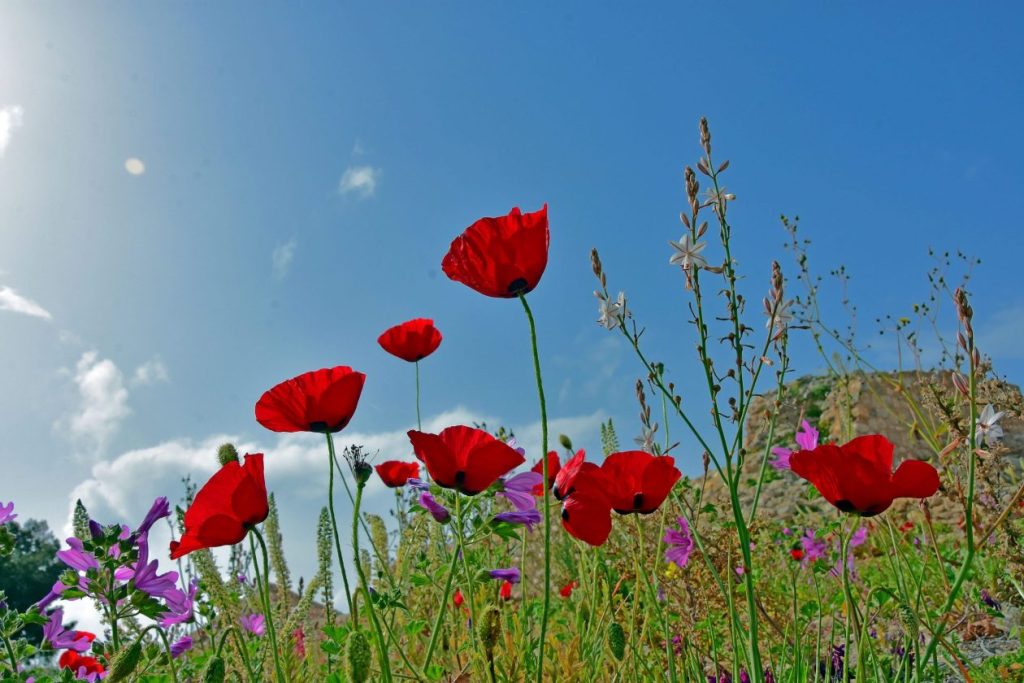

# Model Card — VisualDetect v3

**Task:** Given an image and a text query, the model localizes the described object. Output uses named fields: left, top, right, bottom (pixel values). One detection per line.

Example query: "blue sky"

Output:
left=2, top=3, right=1023, bottom=615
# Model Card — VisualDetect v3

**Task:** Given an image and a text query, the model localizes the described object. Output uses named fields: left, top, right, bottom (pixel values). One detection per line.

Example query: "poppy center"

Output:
left=633, top=493, right=645, bottom=511
left=507, top=277, right=529, bottom=295
left=308, top=416, right=350, bottom=433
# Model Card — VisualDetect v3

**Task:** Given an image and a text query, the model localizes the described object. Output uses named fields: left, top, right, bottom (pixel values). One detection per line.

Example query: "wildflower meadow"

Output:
left=2, top=114, right=1023, bottom=683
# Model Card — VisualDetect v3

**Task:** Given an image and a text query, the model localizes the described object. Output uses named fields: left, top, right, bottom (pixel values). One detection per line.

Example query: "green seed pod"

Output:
left=608, top=622, right=626, bottom=661
left=217, top=443, right=240, bottom=466
left=346, top=631, right=372, bottom=683
left=105, top=640, right=143, bottom=682
left=202, top=656, right=226, bottom=683
left=477, top=605, right=502, bottom=654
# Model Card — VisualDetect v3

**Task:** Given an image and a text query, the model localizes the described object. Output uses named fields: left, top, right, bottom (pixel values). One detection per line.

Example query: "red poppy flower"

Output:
left=59, top=651, right=105, bottom=675
left=552, top=449, right=601, bottom=501
left=499, top=580, right=513, bottom=601
left=441, top=205, right=550, bottom=298
left=559, top=580, right=579, bottom=598
left=377, top=318, right=443, bottom=363
left=407, top=426, right=525, bottom=496
left=789, top=434, right=940, bottom=517
left=375, top=460, right=420, bottom=488
left=899, top=521, right=915, bottom=533
left=600, top=451, right=682, bottom=515
left=531, top=451, right=561, bottom=494
left=453, top=588, right=464, bottom=608
left=790, top=549, right=804, bottom=562
left=255, top=366, right=366, bottom=433
left=560, top=491, right=613, bottom=547
left=169, top=454, right=269, bottom=560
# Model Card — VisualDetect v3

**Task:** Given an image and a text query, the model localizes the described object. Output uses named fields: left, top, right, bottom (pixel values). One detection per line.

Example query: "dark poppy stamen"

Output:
left=454, top=471, right=466, bottom=488
left=561, top=507, right=570, bottom=521
left=835, top=500, right=857, bottom=514
left=507, top=277, right=529, bottom=295
left=308, top=421, right=329, bottom=433
left=633, top=493, right=645, bottom=511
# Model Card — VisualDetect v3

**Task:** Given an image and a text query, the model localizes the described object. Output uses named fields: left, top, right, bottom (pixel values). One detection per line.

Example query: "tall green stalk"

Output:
left=324, top=433, right=356, bottom=621
left=519, top=293, right=551, bottom=683
left=352, top=471, right=394, bottom=683
left=250, top=529, right=286, bottom=683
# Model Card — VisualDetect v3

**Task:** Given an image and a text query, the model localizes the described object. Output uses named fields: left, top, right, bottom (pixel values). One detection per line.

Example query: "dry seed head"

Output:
left=590, top=248, right=603, bottom=279
left=699, top=116, right=711, bottom=155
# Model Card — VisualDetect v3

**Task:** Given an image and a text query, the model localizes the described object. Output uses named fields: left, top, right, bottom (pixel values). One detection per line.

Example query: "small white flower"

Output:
left=668, top=234, right=708, bottom=271
left=596, top=291, right=627, bottom=331
left=705, top=186, right=735, bottom=207
left=976, top=404, right=1006, bottom=446
left=634, top=425, right=658, bottom=453
left=766, top=300, right=794, bottom=337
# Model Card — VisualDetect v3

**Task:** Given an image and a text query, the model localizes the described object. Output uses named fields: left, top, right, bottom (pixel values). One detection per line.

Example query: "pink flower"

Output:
left=770, top=420, right=820, bottom=471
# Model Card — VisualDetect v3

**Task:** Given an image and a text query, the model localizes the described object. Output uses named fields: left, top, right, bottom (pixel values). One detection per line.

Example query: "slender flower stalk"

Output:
left=519, top=293, right=551, bottom=682
left=324, top=433, right=356, bottom=622
left=249, top=529, right=286, bottom=683
left=350, top=456, right=394, bottom=683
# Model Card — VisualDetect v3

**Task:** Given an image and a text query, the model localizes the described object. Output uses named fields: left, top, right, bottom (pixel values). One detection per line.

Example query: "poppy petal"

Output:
left=407, top=430, right=459, bottom=488
left=561, top=494, right=612, bottom=546
left=460, top=441, right=526, bottom=495
left=890, top=459, right=940, bottom=499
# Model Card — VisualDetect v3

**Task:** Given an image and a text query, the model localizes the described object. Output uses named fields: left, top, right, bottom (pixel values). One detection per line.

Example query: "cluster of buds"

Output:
left=684, top=166, right=701, bottom=217
left=634, top=379, right=659, bottom=454
left=954, top=287, right=981, bottom=372
left=763, top=260, right=791, bottom=342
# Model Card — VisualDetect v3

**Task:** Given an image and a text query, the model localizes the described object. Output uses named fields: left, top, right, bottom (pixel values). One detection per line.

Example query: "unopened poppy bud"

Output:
left=558, top=434, right=573, bottom=451
left=354, top=461, right=373, bottom=487
left=202, top=656, right=226, bottom=683
left=105, top=640, right=143, bottom=682
left=608, top=622, right=626, bottom=661
left=346, top=631, right=372, bottom=683
left=217, top=443, right=240, bottom=466
left=477, top=605, right=501, bottom=653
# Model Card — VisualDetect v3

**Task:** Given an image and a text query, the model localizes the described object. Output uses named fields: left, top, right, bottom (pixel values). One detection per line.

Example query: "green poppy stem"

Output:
left=324, top=433, right=357, bottom=622
left=518, top=293, right=551, bottom=683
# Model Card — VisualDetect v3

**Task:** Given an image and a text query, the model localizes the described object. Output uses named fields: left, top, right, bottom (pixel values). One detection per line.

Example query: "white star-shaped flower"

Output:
left=976, top=404, right=1005, bottom=447
left=596, top=291, right=627, bottom=331
left=766, top=300, right=794, bottom=337
left=668, top=234, right=708, bottom=271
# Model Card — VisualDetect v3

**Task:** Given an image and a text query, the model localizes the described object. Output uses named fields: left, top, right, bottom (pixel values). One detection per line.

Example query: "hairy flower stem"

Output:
left=324, top=433, right=357, bottom=621
left=250, top=529, right=286, bottom=683
left=519, top=292, right=551, bottom=682
left=415, top=360, right=422, bottom=432
left=1, top=633, right=18, bottom=676
left=135, top=624, right=181, bottom=683
left=422, top=549, right=460, bottom=674
left=919, top=331, right=979, bottom=672
left=352, top=478, right=394, bottom=683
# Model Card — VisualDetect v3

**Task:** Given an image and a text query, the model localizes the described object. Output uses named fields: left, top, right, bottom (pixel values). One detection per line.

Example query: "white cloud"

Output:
left=0, top=105, right=24, bottom=157
left=271, top=238, right=297, bottom=281
left=62, top=352, right=131, bottom=456
left=64, top=407, right=606, bottom=610
left=338, top=165, right=380, bottom=198
left=0, top=285, right=52, bottom=320
left=132, top=358, right=170, bottom=386
left=124, top=158, right=146, bottom=176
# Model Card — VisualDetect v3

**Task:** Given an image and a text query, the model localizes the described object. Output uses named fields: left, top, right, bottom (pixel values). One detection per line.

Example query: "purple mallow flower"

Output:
left=132, top=538, right=179, bottom=599
left=497, top=471, right=543, bottom=512
left=663, top=517, right=693, bottom=569
left=770, top=420, right=819, bottom=471
left=42, top=608, right=92, bottom=652
left=494, top=508, right=542, bottom=531
left=135, top=497, right=170, bottom=537
left=57, top=537, right=99, bottom=572
left=488, top=568, right=521, bottom=584
left=0, top=501, right=16, bottom=525
left=406, top=478, right=431, bottom=492
left=419, top=492, right=450, bottom=524
left=160, top=578, right=199, bottom=627
left=800, top=529, right=828, bottom=566
left=241, top=613, right=266, bottom=636
left=170, top=636, right=193, bottom=659
left=506, top=436, right=527, bottom=457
